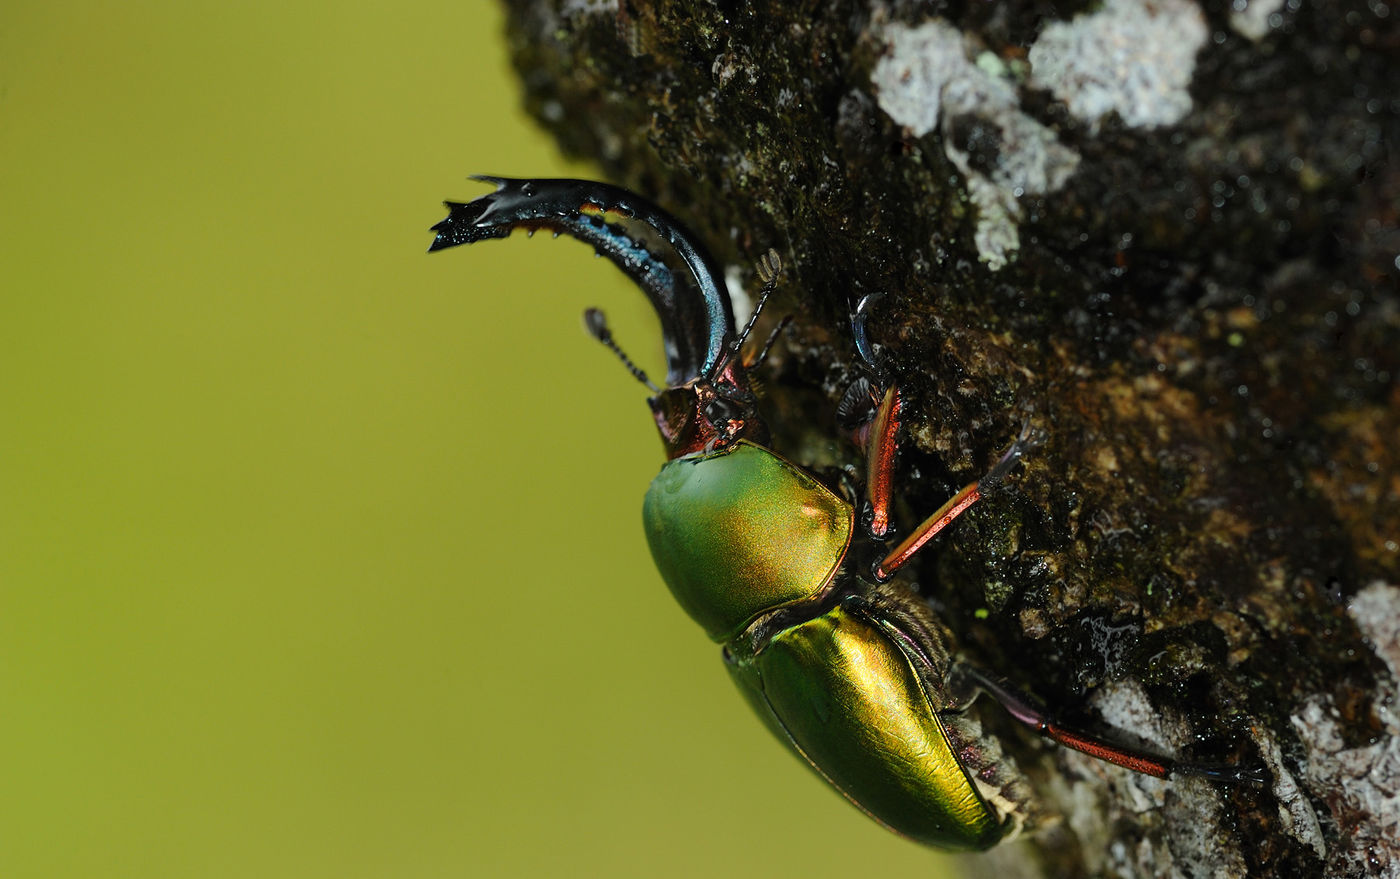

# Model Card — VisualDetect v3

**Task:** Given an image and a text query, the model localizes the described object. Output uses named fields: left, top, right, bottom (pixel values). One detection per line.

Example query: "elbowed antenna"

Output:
left=429, top=177, right=735, bottom=388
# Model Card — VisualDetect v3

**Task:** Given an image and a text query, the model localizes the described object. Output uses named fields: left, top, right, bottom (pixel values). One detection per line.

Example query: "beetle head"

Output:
left=650, top=358, right=768, bottom=458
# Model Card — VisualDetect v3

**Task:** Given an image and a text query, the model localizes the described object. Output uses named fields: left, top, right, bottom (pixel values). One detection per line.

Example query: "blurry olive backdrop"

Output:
left=1, top=3, right=958, bottom=877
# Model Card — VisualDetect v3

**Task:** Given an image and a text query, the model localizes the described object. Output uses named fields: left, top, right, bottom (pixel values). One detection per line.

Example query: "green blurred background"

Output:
left=1, top=3, right=956, bottom=876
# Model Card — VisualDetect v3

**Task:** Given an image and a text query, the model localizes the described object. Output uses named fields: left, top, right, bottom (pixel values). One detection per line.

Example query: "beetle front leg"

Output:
left=845, top=293, right=901, bottom=540
left=873, top=421, right=1036, bottom=582
left=847, top=291, right=1033, bottom=558
left=864, top=384, right=901, bottom=539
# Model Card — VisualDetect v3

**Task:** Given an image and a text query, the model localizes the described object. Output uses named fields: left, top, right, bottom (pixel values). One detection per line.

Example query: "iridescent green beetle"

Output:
left=430, top=177, right=1256, bottom=850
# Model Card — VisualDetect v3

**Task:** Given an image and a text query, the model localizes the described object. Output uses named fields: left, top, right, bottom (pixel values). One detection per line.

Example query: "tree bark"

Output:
left=499, top=1, right=1399, bottom=876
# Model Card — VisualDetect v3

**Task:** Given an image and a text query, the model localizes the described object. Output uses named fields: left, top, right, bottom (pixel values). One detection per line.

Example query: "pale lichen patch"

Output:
left=1252, top=723, right=1327, bottom=858
left=1028, top=0, right=1209, bottom=130
left=1349, top=580, right=1400, bottom=683
left=559, top=0, right=614, bottom=17
left=869, top=20, right=968, bottom=137
left=1290, top=689, right=1400, bottom=876
left=1161, top=777, right=1249, bottom=879
left=1039, top=761, right=1114, bottom=873
left=870, top=20, right=1079, bottom=270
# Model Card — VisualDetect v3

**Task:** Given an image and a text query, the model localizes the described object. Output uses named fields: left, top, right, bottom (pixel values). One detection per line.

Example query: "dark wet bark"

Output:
left=499, top=2, right=1399, bottom=876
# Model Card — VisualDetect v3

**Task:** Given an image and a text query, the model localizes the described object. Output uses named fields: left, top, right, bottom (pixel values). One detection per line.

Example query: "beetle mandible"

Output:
left=429, top=177, right=1258, bottom=850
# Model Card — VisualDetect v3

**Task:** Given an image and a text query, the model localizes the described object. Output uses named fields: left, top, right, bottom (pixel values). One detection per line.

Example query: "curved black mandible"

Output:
left=429, top=177, right=735, bottom=387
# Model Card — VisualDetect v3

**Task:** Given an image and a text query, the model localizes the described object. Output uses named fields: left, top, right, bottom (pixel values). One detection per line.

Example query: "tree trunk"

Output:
left=499, top=2, right=1399, bottom=876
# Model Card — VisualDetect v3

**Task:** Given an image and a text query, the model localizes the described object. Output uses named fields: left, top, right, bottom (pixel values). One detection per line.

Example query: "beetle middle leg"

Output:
left=873, top=421, right=1037, bottom=582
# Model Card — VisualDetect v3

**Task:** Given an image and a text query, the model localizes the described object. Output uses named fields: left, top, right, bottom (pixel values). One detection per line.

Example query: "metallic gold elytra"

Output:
left=727, top=606, right=1005, bottom=851
left=642, top=441, right=853, bottom=642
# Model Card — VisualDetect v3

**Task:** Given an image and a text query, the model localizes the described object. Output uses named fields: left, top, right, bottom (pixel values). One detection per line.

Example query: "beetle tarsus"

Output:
left=978, top=419, right=1038, bottom=491
left=1173, top=761, right=1270, bottom=786
left=851, top=291, right=887, bottom=376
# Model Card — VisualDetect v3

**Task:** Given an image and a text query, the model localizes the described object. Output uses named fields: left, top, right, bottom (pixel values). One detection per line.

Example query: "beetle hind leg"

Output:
left=949, top=664, right=1267, bottom=784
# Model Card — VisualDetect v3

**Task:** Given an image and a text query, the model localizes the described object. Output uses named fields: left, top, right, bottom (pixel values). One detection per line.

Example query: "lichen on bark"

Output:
left=497, top=1, right=1399, bottom=875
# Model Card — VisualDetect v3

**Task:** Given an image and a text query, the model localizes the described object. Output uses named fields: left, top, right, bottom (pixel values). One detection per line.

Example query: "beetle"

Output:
left=429, top=177, right=1259, bottom=850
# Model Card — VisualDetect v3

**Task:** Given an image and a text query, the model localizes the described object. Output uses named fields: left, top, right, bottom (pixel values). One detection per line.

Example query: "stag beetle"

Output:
left=428, top=177, right=1258, bottom=850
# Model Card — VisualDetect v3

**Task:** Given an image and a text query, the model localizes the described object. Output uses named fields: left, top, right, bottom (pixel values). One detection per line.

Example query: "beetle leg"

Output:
left=850, top=292, right=887, bottom=380
left=864, top=384, right=901, bottom=540
left=873, top=421, right=1036, bottom=582
left=950, top=665, right=1267, bottom=784
left=845, top=292, right=903, bottom=539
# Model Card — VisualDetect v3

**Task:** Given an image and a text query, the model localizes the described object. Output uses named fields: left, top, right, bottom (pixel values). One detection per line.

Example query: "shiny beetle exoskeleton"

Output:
left=429, top=177, right=1259, bottom=850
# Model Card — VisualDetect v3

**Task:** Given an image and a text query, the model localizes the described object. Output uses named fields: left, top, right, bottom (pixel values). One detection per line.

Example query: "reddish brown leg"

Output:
left=951, top=666, right=1265, bottom=784
left=874, top=424, right=1033, bottom=581
left=849, top=292, right=1034, bottom=575
left=864, top=385, right=901, bottom=539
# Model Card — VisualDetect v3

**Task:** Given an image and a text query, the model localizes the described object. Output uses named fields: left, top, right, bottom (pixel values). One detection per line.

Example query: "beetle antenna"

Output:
left=741, top=314, right=792, bottom=369
left=583, top=307, right=661, bottom=392
left=718, top=249, right=782, bottom=376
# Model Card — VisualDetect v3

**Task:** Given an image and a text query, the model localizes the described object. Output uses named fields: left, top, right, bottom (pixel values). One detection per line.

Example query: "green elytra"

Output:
left=430, top=177, right=1258, bottom=852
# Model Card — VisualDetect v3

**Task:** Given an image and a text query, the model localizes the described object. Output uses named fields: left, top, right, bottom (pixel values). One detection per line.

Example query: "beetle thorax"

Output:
left=641, top=441, right=854, bottom=642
